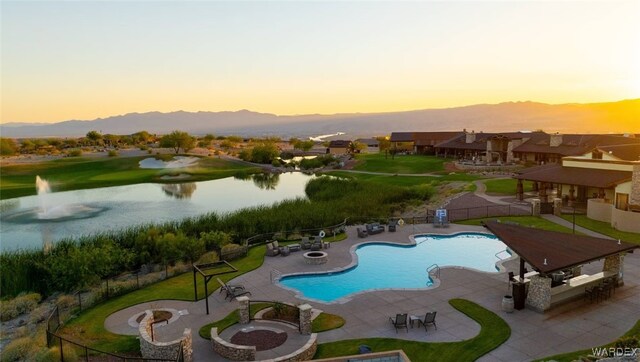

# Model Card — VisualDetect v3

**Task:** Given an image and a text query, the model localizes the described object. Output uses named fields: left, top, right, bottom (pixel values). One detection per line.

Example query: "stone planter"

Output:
left=502, top=295, right=514, bottom=313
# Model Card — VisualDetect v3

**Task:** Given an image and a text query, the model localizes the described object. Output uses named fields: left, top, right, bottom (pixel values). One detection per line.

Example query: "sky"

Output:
left=1, top=1, right=639, bottom=124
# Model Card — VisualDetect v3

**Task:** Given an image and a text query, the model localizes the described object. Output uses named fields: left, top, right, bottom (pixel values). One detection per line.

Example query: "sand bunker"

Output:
left=139, top=156, right=199, bottom=169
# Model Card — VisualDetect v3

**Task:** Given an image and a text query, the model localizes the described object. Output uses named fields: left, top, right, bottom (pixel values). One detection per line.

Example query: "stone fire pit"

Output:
left=303, top=251, right=328, bottom=265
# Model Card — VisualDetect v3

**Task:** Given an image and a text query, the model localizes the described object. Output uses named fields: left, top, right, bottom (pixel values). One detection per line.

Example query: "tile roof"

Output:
left=515, top=163, right=631, bottom=188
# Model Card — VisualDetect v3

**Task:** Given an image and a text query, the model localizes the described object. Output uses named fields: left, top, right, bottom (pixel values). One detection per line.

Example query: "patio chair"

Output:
left=388, top=313, right=408, bottom=333
left=416, top=312, right=437, bottom=332
left=301, top=237, right=312, bottom=250
left=225, top=287, right=251, bottom=301
left=313, top=235, right=323, bottom=243
left=388, top=220, right=396, bottom=232
left=357, top=227, right=368, bottom=238
left=265, top=242, right=279, bottom=257
left=310, top=240, right=323, bottom=251
left=216, top=278, right=247, bottom=299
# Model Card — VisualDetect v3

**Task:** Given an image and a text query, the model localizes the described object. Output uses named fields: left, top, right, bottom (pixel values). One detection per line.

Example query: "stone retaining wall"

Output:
left=139, top=310, right=193, bottom=362
left=259, top=333, right=317, bottom=362
left=526, top=275, right=552, bottom=312
left=211, top=327, right=256, bottom=361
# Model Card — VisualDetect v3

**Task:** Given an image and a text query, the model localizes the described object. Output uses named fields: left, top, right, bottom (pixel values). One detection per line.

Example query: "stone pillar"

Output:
left=298, top=304, right=313, bottom=335
left=182, top=329, right=193, bottom=362
left=553, top=198, right=562, bottom=216
left=526, top=275, right=552, bottom=312
left=532, top=181, right=539, bottom=192
left=532, top=199, right=541, bottom=216
left=539, top=182, right=547, bottom=203
left=603, top=254, right=624, bottom=286
left=237, top=296, right=250, bottom=324
left=631, top=165, right=640, bottom=206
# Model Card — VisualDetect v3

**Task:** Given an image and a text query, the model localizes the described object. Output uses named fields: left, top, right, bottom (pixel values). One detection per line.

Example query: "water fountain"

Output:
left=32, top=176, right=105, bottom=220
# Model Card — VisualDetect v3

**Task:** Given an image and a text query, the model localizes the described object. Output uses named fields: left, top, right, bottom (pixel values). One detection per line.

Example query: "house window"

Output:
left=616, top=193, right=629, bottom=210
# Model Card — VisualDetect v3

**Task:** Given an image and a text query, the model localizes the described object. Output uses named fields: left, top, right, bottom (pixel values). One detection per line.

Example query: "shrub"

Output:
left=0, top=293, right=41, bottom=321
left=67, top=149, right=82, bottom=157
left=56, top=294, right=76, bottom=310
left=1, top=337, right=32, bottom=361
left=196, top=251, right=219, bottom=264
left=199, top=231, right=232, bottom=251
left=29, top=304, right=50, bottom=325
left=107, top=150, right=118, bottom=157
left=0, top=302, right=19, bottom=322
left=615, top=336, right=639, bottom=349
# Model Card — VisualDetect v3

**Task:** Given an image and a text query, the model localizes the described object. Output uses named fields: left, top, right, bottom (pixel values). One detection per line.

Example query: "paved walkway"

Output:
left=541, top=214, right=614, bottom=239
left=104, top=222, right=640, bottom=362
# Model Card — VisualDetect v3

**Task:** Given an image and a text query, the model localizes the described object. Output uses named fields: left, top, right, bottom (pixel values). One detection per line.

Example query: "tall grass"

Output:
left=1, top=176, right=433, bottom=298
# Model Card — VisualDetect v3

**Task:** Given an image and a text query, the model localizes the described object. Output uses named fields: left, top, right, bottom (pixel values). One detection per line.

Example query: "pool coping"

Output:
left=277, top=230, right=516, bottom=305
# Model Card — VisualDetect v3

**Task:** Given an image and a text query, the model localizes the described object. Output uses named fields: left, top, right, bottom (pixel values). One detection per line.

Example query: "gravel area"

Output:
left=230, top=330, right=288, bottom=351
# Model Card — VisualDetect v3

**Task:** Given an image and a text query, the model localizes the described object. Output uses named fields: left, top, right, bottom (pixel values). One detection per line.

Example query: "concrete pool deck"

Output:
left=104, top=223, right=640, bottom=361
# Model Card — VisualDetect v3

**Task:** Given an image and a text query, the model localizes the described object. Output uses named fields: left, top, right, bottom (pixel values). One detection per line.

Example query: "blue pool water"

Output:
left=279, top=232, right=508, bottom=302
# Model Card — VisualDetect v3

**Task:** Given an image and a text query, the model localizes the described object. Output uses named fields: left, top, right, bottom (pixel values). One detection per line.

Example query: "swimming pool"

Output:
left=279, top=232, right=509, bottom=303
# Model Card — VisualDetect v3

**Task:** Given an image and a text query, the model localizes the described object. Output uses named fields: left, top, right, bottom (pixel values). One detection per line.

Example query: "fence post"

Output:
left=85, top=346, right=89, bottom=362
left=136, top=272, right=139, bottom=289
left=105, top=279, right=109, bottom=299
left=59, top=336, right=64, bottom=361
left=77, top=292, right=82, bottom=311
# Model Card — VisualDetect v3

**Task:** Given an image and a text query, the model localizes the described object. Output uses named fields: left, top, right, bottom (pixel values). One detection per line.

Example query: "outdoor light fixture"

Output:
left=544, top=258, right=548, bottom=265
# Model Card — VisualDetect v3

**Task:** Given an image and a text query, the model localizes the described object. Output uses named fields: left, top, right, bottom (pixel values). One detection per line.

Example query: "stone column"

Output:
left=603, top=254, right=624, bottom=286
left=532, top=199, right=541, bottom=216
left=526, top=275, right=552, bottom=312
left=539, top=182, right=547, bottom=203
left=631, top=165, right=640, bottom=206
left=182, top=329, right=193, bottom=362
left=237, top=296, right=250, bottom=324
left=553, top=198, right=562, bottom=216
left=298, top=304, right=313, bottom=335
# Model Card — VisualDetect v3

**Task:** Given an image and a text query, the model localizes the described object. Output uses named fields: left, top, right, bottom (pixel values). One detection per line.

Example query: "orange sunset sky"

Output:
left=1, top=1, right=639, bottom=124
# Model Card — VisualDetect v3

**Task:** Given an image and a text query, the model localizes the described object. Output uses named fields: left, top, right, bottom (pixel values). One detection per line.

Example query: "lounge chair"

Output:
left=388, top=220, right=397, bottom=232
left=414, top=312, right=437, bottom=332
left=225, top=287, right=251, bottom=301
left=357, top=227, right=368, bottom=238
left=216, top=278, right=249, bottom=301
left=266, top=241, right=279, bottom=257
left=388, top=313, right=408, bottom=333
left=301, top=237, right=312, bottom=250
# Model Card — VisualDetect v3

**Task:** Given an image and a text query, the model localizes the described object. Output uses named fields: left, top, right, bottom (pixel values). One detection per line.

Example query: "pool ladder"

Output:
left=270, top=269, right=282, bottom=284
left=426, top=264, right=440, bottom=279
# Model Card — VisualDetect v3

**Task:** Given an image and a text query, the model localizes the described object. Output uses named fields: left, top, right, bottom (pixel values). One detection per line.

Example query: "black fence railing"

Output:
left=427, top=204, right=532, bottom=223
left=45, top=305, right=183, bottom=362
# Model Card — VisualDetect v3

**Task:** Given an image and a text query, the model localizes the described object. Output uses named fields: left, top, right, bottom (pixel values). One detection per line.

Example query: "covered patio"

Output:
left=484, top=220, right=638, bottom=313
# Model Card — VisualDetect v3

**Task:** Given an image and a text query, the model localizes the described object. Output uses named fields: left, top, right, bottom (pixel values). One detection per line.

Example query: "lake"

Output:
left=0, top=172, right=314, bottom=251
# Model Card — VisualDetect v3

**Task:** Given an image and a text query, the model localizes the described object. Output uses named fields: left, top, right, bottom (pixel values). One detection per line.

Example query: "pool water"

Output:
left=279, top=232, right=508, bottom=302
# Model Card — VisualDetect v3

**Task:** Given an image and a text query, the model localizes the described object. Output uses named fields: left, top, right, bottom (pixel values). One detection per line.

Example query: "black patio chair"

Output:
left=416, top=311, right=437, bottom=332
left=388, top=313, right=408, bottom=333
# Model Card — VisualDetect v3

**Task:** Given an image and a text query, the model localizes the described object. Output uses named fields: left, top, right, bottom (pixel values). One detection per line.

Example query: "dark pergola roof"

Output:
left=484, top=220, right=637, bottom=274
left=515, top=163, right=631, bottom=188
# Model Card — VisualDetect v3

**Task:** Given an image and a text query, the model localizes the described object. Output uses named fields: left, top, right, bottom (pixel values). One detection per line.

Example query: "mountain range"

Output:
left=1, top=99, right=638, bottom=138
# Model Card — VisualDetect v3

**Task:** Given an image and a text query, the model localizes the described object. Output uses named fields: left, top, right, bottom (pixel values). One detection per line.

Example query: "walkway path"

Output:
left=541, top=214, right=614, bottom=239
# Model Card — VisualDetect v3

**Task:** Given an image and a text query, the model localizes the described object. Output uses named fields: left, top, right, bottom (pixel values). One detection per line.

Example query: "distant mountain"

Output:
left=2, top=99, right=638, bottom=138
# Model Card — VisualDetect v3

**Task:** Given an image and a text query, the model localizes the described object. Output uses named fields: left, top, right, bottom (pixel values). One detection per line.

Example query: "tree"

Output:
left=103, top=134, right=121, bottom=148
left=0, top=138, right=17, bottom=156
left=376, top=136, right=392, bottom=159
left=132, top=131, right=153, bottom=145
left=248, top=142, right=280, bottom=164
left=159, top=130, right=196, bottom=154
left=86, top=131, right=103, bottom=145
left=349, top=141, right=366, bottom=154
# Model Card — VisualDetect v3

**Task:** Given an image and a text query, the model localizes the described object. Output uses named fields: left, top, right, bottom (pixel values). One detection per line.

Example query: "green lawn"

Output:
left=535, top=319, right=640, bottom=362
left=352, top=153, right=451, bottom=174
left=483, top=178, right=533, bottom=195
left=560, top=214, right=640, bottom=244
left=0, top=155, right=258, bottom=200
left=314, top=299, right=511, bottom=362
left=60, top=246, right=266, bottom=353
left=326, top=171, right=481, bottom=188
left=457, top=216, right=577, bottom=234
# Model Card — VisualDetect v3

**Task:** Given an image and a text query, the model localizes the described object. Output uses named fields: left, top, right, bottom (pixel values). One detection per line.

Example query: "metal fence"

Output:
left=427, top=204, right=532, bottom=223
left=46, top=306, right=182, bottom=362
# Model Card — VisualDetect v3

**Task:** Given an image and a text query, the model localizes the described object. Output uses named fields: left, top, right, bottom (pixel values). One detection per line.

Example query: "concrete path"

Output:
left=541, top=214, right=614, bottom=239
left=103, top=223, right=640, bottom=362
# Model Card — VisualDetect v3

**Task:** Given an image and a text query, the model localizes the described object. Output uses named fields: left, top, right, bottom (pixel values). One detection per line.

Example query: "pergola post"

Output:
left=539, top=182, right=547, bottom=202
left=516, top=179, right=524, bottom=201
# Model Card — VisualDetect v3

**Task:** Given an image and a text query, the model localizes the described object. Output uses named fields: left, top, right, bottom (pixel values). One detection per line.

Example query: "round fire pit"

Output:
left=304, top=251, right=328, bottom=265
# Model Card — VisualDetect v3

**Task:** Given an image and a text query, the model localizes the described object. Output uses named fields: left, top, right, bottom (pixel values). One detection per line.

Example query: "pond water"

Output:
left=0, top=172, right=314, bottom=251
